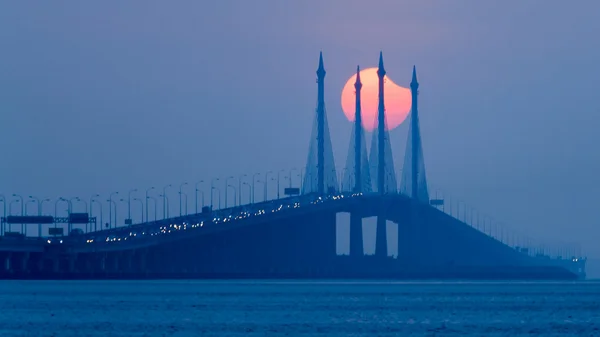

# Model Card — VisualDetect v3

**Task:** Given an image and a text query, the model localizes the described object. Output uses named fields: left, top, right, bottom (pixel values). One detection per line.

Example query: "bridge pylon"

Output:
left=399, top=66, right=429, bottom=202
left=341, top=66, right=372, bottom=256
left=302, top=52, right=338, bottom=195
left=369, top=52, right=397, bottom=258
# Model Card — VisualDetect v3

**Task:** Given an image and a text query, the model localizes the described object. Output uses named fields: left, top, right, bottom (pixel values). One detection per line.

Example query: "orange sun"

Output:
left=340, top=67, right=411, bottom=131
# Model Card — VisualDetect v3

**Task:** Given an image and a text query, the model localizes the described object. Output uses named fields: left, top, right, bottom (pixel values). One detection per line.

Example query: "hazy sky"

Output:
left=1, top=1, right=599, bottom=261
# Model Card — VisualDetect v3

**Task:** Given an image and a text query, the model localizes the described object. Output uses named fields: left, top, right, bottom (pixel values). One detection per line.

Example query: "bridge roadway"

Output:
left=0, top=191, right=378, bottom=254
left=57, top=192, right=374, bottom=253
left=0, top=191, right=586, bottom=279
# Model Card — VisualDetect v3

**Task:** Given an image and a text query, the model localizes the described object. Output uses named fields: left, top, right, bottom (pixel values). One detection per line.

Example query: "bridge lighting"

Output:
left=194, top=181, right=204, bottom=214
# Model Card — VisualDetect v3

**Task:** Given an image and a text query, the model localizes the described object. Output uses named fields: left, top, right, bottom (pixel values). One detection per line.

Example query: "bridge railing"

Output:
left=425, top=186, right=584, bottom=261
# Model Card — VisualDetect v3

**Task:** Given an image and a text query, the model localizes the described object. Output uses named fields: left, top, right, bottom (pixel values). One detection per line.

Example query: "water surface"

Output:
left=1, top=280, right=598, bottom=336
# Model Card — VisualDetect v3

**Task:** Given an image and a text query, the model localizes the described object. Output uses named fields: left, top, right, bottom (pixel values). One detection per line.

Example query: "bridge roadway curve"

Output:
left=0, top=191, right=586, bottom=279
left=65, top=192, right=381, bottom=253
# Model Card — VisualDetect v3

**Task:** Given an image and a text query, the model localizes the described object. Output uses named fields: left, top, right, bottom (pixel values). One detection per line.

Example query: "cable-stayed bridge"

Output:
left=0, top=53, right=586, bottom=280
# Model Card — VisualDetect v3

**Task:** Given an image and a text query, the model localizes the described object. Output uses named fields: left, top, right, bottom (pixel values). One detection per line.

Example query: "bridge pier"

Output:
left=375, top=209, right=387, bottom=257
left=4, top=253, right=11, bottom=274
left=20, top=252, right=29, bottom=275
left=349, top=213, right=364, bottom=257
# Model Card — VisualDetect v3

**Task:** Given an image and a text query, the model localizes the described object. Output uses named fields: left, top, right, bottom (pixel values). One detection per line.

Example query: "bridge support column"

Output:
left=138, top=249, right=147, bottom=275
left=4, top=253, right=11, bottom=273
left=349, top=213, right=363, bottom=256
left=375, top=211, right=387, bottom=257
left=20, top=253, right=29, bottom=274
left=52, top=257, right=59, bottom=274
left=68, top=256, right=76, bottom=274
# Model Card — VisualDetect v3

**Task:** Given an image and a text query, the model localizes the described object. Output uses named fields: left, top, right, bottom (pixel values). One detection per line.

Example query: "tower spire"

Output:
left=375, top=51, right=388, bottom=258
left=304, top=52, right=337, bottom=195
left=316, top=52, right=326, bottom=194
left=354, top=65, right=362, bottom=193
left=376, top=52, right=386, bottom=196
left=400, top=65, right=429, bottom=202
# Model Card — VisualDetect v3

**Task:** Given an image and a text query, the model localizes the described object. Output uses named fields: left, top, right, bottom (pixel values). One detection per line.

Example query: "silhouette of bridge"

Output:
left=0, top=52, right=587, bottom=279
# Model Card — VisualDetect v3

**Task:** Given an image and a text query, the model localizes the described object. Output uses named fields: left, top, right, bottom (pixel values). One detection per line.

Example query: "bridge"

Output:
left=0, top=52, right=587, bottom=279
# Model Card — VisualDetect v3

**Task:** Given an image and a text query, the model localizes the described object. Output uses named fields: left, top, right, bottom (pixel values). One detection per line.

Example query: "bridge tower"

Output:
left=303, top=52, right=338, bottom=195
left=342, top=66, right=372, bottom=256
left=368, top=52, right=397, bottom=257
left=400, top=66, right=429, bottom=202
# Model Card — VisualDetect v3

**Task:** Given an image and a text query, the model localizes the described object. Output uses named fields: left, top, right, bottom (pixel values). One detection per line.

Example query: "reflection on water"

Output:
left=1, top=280, right=599, bottom=336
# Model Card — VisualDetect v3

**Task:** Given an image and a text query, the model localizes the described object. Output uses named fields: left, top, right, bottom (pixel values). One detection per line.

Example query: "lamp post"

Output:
left=251, top=173, right=260, bottom=204
left=54, top=197, right=66, bottom=226
left=277, top=169, right=287, bottom=199
left=91, top=198, right=103, bottom=232
left=147, top=196, right=157, bottom=222
left=28, top=196, right=41, bottom=236
left=133, top=198, right=144, bottom=223
left=145, top=187, right=154, bottom=224
left=128, top=188, right=137, bottom=223
left=211, top=178, right=220, bottom=210
left=0, top=194, right=5, bottom=236
left=254, top=180, right=263, bottom=203
left=39, top=198, right=50, bottom=236
left=212, top=187, right=221, bottom=210
left=162, top=184, right=171, bottom=219
left=109, top=192, right=119, bottom=229
left=107, top=199, right=117, bottom=228
left=194, top=180, right=204, bottom=214
left=179, top=182, right=188, bottom=216
left=243, top=181, right=252, bottom=205
left=264, top=171, right=273, bottom=201
left=227, top=184, right=236, bottom=208
left=88, top=194, right=99, bottom=232
left=12, top=194, right=24, bottom=234
left=238, top=174, right=247, bottom=206
left=224, top=176, right=234, bottom=208
left=159, top=194, right=169, bottom=220
left=180, top=191, right=188, bottom=216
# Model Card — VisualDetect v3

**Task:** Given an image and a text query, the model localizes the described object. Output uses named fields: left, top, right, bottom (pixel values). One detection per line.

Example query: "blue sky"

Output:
left=1, top=1, right=599, bottom=266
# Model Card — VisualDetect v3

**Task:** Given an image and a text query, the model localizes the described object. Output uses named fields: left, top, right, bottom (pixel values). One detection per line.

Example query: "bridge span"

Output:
left=0, top=52, right=587, bottom=280
left=0, top=191, right=586, bottom=280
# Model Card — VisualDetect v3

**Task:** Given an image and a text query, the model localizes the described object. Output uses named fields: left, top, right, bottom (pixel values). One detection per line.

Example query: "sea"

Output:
left=0, top=280, right=599, bottom=336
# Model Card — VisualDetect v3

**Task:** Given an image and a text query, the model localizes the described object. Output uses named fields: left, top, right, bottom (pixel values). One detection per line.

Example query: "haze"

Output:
left=0, top=1, right=598, bottom=275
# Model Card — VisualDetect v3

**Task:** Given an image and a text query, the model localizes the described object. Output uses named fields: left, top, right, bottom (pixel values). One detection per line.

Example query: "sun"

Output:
left=340, top=67, right=411, bottom=131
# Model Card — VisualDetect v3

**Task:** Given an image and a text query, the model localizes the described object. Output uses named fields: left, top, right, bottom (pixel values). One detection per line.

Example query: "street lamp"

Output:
left=227, top=184, right=236, bottom=208
left=133, top=198, right=144, bottom=223
left=146, top=195, right=158, bottom=222
left=251, top=173, right=261, bottom=204
left=0, top=194, right=5, bottom=236
left=210, top=178, right=220, bottom=210
left=195, top=180, right=204, bottom=214
left=242, top=181, right=252, bottom=205
left=162, top=184, right=171, bottom=219
left=88, top=194, right=100, bottom=232
left=238, top=174, right=247, bottom=206
left=159, top=194, right=169, bottom=220
left=179, top=182, right=188, bottom=216
left=254, top=179, right=263, bottom=202
left=145, top=187, right=154, bottom=224
left=91, top=197, right=103, bottom=232
left=128, top=188, right=137, bottom=223
left=107, top=199, right=116, bottom=229
left=109, top=192, right=119, bottom=229
left=12, top=194, right=24, bottom=234
left=28, top=196, right=41, bottom=237
left=277, top=169, right=286, bottom=199
left=264, top=171, right=273, bottom=201
left=224, top=176, right=234, bottom=208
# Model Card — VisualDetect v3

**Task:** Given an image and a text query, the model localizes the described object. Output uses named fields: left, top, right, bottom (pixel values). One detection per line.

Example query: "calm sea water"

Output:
left=0, top=280, right=599, bottom=336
